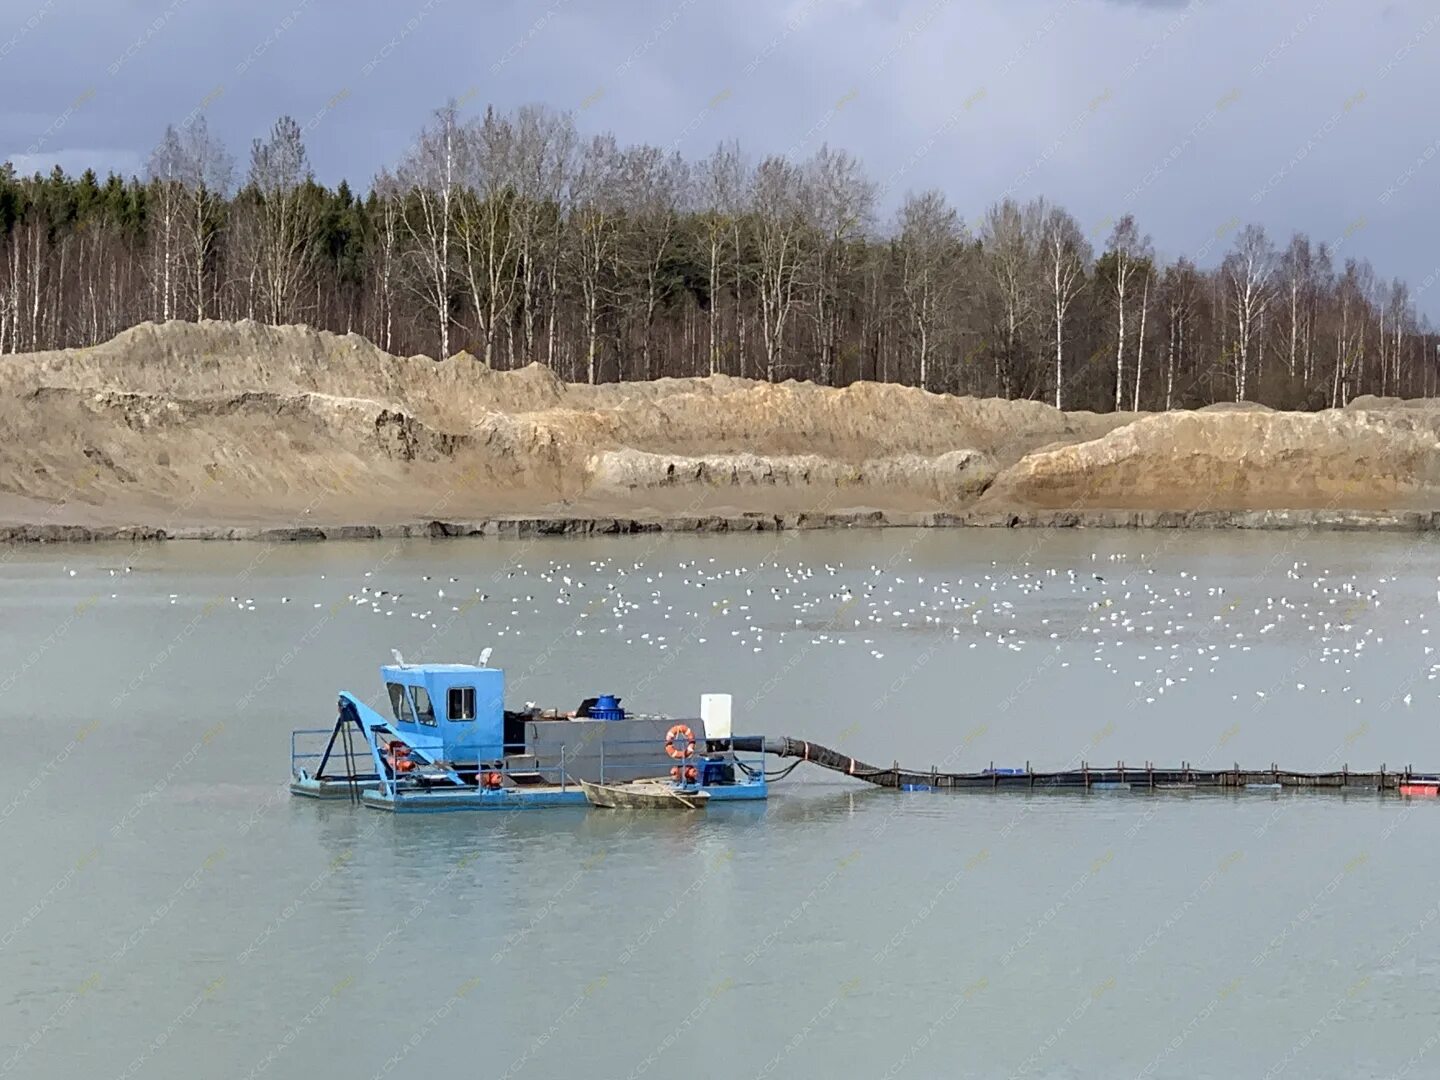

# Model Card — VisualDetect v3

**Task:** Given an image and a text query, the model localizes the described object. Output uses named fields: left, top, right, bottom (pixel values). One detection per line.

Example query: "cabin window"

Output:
left=448, top=686, right=476, bottom=721
left=387, top=682, right=414, bottom=724
left=412, top=686, right=437, bottom=726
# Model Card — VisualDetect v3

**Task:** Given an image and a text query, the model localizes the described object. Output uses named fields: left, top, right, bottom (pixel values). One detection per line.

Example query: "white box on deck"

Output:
left=701, top=694, right=732, bottom=740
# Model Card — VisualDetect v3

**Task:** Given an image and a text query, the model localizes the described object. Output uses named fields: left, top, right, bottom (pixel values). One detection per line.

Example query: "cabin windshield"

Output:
left=387, top=682, right=414, bottom=724
left=413, top=686, right=437, bottom=726
left=449, top=686, right=476, bottom=721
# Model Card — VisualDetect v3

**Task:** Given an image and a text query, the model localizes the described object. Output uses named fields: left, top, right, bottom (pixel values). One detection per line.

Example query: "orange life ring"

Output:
left=482, top=771, right=504, bottom=790
left=665, top=724, right=696, bottom=759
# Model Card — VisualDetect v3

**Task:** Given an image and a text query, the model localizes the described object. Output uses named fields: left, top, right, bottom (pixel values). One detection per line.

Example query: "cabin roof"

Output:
left=380, top=665, right=504, bottom=688
left=385, top=665, right=498, bottom=673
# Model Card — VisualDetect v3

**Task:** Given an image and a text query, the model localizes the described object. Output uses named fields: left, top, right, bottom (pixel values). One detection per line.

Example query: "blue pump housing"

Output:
left=590, top=694, right=625, bottom=721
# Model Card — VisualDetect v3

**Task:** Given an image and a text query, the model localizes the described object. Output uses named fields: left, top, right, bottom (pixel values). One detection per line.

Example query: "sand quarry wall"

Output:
left=1, top=320, right=1438, bottom=528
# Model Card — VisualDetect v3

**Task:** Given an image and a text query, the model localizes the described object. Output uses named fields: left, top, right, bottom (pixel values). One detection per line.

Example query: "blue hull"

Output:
left=358, top=780, right=767, bottom=813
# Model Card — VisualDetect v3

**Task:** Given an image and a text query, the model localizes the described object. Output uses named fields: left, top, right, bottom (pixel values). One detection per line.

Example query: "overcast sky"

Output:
left=3, top=0, right=1437, bottom=317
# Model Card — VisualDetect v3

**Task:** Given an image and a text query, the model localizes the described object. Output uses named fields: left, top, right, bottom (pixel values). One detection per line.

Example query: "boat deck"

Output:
left=290, top=774, right=766, bottom=811
left=361, top=780, right=765, bottom=813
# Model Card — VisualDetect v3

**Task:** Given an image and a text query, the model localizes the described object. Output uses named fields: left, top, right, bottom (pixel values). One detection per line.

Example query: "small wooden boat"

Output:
left=581, top=778, right=710, bottom=810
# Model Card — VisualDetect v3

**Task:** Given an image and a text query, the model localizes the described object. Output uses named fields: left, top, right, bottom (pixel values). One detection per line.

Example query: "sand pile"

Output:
left=978, top=406, right=1440, bottom=512
left=1, top=319, right=1436, bottom=529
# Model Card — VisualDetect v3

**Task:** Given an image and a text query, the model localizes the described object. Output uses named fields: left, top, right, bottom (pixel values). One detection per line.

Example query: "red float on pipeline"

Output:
left=1399, top=783, right=1440, bottom=797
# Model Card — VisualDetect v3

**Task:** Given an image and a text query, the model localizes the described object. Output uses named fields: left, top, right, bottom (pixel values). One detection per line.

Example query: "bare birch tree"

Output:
left=751, top=156, right=809, bottom=381
left=1161, top=258, right=1199, bottom=410
left=1385, top=279, right=1410, bottom=395
left=1307, top=242, right=1335, bottom=387
left=370, top=170, right=402, bottom=353
left=896, top=189, right=961, bottom=392
left=1039, top=204, right=1089, bottom=409
left=1133, top=269, right=1152, bottom=411
left=568, top=134, right=624, bottom=383
left=246, top=115, right=317, bottom=324
left=620, top=145, right=689, bottom=380
left=804, top=146, right=875, bottom=385
left=175, top=116, right=232, bottom=320
left=397, top=101, right=461, bottom=359
left=1279, top=234, right=1313, bottom=379
left=510, top=105, right=575, bottom=365
left=1103, top=215, right=1152, bottom=411
left=1332, top=260, right=1372, bottom=407
left=1223, top=224, right=1276, bottom=401
left=979, top=199, right=1040, bottom=398
left=456, top=107, right=521, bottom=367
left=146, top=126, right=185, bottom=321
left=697, top=141, right=744, bottom=376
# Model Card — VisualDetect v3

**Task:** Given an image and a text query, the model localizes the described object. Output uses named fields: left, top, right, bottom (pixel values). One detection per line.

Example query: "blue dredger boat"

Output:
left=289, top=653, right=768, bottom=812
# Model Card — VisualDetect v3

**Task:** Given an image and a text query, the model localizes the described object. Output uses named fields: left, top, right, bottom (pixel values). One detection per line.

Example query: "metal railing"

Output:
left=291, top=727, right=384, bottom=781
left=292, top=726, right=767, bottom=802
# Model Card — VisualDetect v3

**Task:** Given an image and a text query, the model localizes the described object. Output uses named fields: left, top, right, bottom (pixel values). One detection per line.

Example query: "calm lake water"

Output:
left=4, top=528, right=1440, bottom=1080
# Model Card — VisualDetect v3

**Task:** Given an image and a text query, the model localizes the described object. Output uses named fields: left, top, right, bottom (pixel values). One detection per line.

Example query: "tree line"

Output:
left=2, top=101, right=1434, bottom=411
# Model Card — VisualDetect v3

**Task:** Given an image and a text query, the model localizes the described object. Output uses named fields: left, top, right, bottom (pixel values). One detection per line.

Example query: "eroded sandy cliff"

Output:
left=1, top=320, right=1434, bottom=532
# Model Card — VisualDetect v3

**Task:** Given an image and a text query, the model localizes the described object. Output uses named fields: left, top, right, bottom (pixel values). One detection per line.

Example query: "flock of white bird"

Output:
left=67, top=544, right=1440, bottom=714
left=62, top=547, right=1434, bottom=711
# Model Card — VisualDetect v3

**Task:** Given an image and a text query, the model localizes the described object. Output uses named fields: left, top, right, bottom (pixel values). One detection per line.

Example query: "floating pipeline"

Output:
left=721, top=736, right=1440, bottom=795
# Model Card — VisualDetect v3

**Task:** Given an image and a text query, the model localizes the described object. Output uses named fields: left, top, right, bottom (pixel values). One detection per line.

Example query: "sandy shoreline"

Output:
left=7, top=506, right=1440, bottom=545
